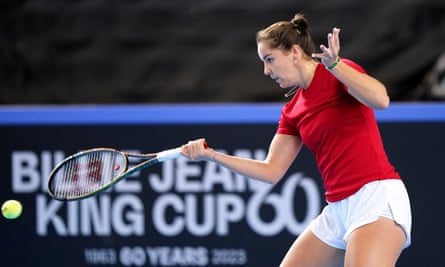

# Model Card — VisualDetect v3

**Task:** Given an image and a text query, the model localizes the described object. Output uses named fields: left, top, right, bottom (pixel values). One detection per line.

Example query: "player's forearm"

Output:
left=330, top=60, right=390, bottom=110
left=208, top=149, right=283, bottom=184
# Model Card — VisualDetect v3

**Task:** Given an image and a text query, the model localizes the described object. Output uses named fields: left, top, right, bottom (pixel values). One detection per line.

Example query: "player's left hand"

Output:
left=312, top=27, right=341, bottom=68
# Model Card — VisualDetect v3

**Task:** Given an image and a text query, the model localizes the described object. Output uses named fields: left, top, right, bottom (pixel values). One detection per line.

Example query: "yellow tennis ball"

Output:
left=1, top=200, right=23, bottom=219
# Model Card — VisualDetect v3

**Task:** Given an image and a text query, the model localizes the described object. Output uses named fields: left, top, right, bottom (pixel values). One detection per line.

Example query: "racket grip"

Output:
left=157, top=147, right=183, bottom=162
left=157, top=141, right=209, bottom=162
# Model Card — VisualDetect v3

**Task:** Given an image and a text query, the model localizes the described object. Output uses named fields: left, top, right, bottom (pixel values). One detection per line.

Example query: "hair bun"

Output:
left=290, top=14, right=308, bottom=33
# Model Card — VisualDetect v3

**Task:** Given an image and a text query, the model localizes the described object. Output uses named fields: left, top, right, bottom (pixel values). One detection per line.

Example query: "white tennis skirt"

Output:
left=309, top=179, right=412, bottom=250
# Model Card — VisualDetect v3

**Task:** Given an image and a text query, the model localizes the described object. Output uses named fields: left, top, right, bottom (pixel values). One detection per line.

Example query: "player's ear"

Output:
left=291, top=44, right=302, bottom=60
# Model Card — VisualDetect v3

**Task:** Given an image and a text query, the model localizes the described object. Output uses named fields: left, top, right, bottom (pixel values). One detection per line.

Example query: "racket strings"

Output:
left=51, top=151, right=125, bottom=199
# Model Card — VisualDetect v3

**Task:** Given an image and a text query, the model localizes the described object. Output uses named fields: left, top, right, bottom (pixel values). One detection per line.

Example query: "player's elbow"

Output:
left=252, top=169, right=281, bottom=185
left=365, top=87, right=390, bottom=110
left=264, top=167, right=287, bottom=184
left=260, top=157, right=295, bottom=184
left=268, top=174, right=283, bottom=185
left=373, top=94, right=390, bottom=110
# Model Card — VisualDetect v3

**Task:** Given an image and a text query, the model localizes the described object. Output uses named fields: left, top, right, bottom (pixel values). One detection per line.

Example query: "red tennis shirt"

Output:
left=277, top=60, right=400, bottom=202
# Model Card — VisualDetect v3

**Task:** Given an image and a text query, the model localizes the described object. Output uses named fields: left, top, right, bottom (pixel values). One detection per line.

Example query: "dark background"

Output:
left=1, top=0, right=445, bottom=104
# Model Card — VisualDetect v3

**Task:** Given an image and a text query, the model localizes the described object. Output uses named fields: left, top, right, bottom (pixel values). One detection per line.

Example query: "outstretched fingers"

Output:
left=312, top=27, right=341, bottom=67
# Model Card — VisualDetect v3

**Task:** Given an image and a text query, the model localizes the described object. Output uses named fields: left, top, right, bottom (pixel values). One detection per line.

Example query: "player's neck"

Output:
left=301, top=59, right=318, bottom=89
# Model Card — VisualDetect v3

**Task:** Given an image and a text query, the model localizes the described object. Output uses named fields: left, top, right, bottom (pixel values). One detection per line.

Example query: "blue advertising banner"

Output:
left=1, top=103, right=444, bottom=267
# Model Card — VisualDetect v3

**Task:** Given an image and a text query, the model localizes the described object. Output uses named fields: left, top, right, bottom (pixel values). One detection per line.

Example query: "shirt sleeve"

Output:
left=277, top=109, right=299, bottom=136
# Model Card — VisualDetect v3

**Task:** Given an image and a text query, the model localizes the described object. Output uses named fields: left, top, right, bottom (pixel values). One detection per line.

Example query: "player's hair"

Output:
left=256, top=13, right=315, bottom=56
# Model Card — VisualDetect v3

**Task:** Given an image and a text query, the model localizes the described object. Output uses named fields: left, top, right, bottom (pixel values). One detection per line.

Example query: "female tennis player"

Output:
left=181, top=13, right=411, bottom=267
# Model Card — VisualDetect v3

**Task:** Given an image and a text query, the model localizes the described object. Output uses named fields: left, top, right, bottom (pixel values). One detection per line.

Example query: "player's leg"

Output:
left=344, top=216, right=406, bottom=267
left=279, top=227, right=344, bottom=267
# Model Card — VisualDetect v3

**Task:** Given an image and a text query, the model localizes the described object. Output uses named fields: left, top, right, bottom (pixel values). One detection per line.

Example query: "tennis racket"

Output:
left=47, top=146, right=187, bottom=201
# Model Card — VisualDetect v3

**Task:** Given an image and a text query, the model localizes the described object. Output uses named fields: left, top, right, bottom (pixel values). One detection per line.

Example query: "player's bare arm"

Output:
left=181, top=134, right=302, bottom=184
left=312, top=28, right=390, bottom=110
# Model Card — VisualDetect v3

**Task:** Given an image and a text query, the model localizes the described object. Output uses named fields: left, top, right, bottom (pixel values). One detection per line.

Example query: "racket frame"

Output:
left=47, top=147, right=181, bottom=201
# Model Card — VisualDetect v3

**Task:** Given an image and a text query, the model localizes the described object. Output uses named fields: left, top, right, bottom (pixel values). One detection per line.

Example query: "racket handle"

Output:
left=158, top=141, right=209, bottom=162
left=157, top=147, right=183, bottom=162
